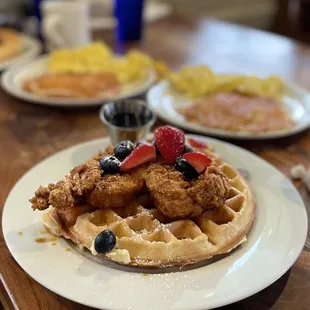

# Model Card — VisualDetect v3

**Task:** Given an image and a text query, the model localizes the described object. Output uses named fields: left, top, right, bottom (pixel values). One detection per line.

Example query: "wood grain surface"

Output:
left=0, top=15, right=309, bottom=310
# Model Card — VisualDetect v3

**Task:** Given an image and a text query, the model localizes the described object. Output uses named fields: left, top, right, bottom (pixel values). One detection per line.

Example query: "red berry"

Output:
left=120, top=144, right=156, bottom=171
left=183, top=152, right=212, bottom=173
left=187, top=138, right=208, bottom=149
left=154, top=126, right=185, bottom=164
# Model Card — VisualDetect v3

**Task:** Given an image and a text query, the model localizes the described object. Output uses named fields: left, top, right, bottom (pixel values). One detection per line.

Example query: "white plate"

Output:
left=0, top=35, right=42, bottom=71
left=147, top=81, right=310, bottom=139
left=1, top=56, right=156, bottom=107
left=2, top=135, right=307, bottom=309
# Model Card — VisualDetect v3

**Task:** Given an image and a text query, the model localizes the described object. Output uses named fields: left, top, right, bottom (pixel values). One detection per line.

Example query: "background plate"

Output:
left=1, top=56, right=156, bottom=107
left=2, top=136, right=307, bottom=309
left=0, top=35, right=42, bottom=71
left=147, top=81, right=310, bottom=139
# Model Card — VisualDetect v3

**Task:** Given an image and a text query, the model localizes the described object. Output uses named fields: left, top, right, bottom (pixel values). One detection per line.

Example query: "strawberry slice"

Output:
left=187, top=138, right=208, bottom=149
left=183, top=152, right=212, bottom=173
left=120, top=144, right=156, bottom=171
left=154, top=126, right=185, bottom=164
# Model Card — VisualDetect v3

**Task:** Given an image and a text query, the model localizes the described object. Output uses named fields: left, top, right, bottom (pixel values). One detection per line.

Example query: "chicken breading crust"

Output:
left=145, top=164, right=230, bottom=218
left=30, top=152, right=231, bottom=218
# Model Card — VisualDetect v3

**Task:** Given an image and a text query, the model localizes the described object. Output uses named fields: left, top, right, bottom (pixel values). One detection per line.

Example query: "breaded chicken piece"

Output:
left=145, top=164, right=230, bottom=218
left=188, top=165, right=230, bottom=210
left=30, top=150, right=112, bottom=211
left=30, top=184, right=55, bottom=211
left=31, top=148, right=230, bottom=218
left=31, top=159, right=102, bottom=210
left=48, top=176, right=78, bottom=210
left=30, top=148, right=146, bottom=211
left=145, top=164, right=202, bottom=218
left=87, top=172, right=144, bottom=208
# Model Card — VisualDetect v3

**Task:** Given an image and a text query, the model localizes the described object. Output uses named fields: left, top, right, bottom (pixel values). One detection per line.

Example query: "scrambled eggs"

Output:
left=48, top=42, right=170, bottom=83
left=48, top=43, right=283, bottom=100
left=169, top=65, right=284, bottom=100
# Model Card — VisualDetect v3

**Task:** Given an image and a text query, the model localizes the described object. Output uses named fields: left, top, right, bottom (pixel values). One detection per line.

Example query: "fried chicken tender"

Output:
left=30, top=151, right=145, bottom=210
left=30, top=148, right=231, bottom=219
left=49, top=159, right=102, bottom=210
left=145, top=164, right=202, bottom=218
left=30, top=184, right=55, bottom=210
left=87, top=172, right=144, bottom=208
left=188, top=165, right=230, bottom=210
left=70, top=159, right=102, bottom=194
left=145, top=164, right=230, bottom=218
left=30, top=158, right=102, bottom=210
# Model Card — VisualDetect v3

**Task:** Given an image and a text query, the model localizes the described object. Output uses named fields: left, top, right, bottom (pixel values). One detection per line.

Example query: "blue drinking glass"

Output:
left=33, top=0, right=42, bottom=21
left=33, top=0, right=43, bottom=39
left=115, top=0, right=144, bottom=41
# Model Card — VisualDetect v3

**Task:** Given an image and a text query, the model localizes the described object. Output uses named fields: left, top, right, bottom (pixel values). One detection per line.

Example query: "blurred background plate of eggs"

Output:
left=48, top=42, right=170, bottom=83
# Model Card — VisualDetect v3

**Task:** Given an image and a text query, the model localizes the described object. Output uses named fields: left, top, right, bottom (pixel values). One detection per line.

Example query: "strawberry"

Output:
left=154, top=126, right=185, bottom=164
left=183, top=152, right=212, bottom=173
left=120, top=144, right=156, bottom=171
left=187, top=138, right=208, bottom=149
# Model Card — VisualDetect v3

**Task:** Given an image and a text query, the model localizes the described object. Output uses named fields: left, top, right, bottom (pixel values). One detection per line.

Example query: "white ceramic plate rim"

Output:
left=0, top=35, right=42, bottom=70
left=147, top=80, right=310, bottom=140
left=1, top=56, right=156, bottom=107
left=2, top=135, right=308, bottom=310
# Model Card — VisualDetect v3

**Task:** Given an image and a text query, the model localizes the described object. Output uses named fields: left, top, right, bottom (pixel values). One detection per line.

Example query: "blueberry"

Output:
left=100, top=156, right=121, bottom=174
left=183, top=144, right=194, bottom=154
left=94, top=229, right=116, bottom=254
left=114, top=140, right=134, bottom=160
left=175, top=156, right=198, bottom=179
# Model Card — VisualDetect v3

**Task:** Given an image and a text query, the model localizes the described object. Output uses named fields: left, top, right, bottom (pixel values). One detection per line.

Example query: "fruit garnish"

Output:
left=183, top=152, right=212, bottom=173
left=183, top=144, right=194, bottom=154
left=94, top=230, right=116, bottom=254
left=154, top=126, right=185, bottom=164
left=100, top=156, right=121, bottom=174
left=187, top=138, right=208, bottom=149
left=152, top=141, right=161, bottom=155
left=136, top=141, right=153, bottom=148
left=114, top=140, right=134, bottom=160
left=175, top=156, right=198, bottom=179
left=120, top=144, right=156, bottom=171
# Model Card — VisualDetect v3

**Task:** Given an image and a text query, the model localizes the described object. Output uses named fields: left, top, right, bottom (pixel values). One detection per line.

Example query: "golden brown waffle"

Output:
left=42, top=151, right=255, bottom=268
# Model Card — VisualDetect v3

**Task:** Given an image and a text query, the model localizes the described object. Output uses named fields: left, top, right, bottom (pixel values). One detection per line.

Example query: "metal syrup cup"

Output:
left=99, top=99, right=156, bottom=144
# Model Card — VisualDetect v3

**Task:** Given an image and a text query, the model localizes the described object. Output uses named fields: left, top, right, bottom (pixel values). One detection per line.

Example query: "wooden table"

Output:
left=1, top=15, right=310, bottom=310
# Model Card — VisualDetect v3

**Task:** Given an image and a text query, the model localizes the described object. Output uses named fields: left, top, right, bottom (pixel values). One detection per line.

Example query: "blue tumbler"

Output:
left=33, top=0, right=43, bottom=39
left=115, top=0, right=144, bottom=41
left=33, top=0, right=42, bottom=22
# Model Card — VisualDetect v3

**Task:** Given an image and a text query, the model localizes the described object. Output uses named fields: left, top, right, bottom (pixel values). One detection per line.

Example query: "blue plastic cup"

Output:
left=33, top=0, right=42, bottom=21
left=115, top=0, right=144, bottom=41
left=33, top=0, right=43, bottom=39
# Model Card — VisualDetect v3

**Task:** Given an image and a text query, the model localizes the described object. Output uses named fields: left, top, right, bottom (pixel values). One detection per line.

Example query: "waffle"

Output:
left=42, top=148, right=255, bottom=268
